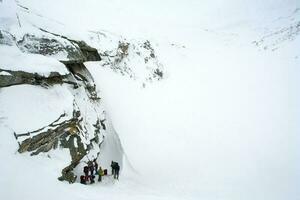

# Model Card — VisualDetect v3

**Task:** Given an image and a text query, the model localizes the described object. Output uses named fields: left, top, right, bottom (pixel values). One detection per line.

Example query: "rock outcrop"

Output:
left=10, top=64, right=106, bottom=183
left=0, top=3, right=164, bottom=184
left=0, top=68, right=73, bottom=88
left=1, top=28, right=106, bottom=183
left=17, top=29, right=101, bottom=63
left=86, top=31, right=164, bottom=83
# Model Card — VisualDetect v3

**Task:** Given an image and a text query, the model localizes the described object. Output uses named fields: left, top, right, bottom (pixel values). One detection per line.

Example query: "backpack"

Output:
left=98, top=168, right=104, bottom=176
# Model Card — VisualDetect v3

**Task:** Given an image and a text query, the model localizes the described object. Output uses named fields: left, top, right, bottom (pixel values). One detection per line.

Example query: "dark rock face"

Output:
left=17, top=34, right=85, bottom=61
left=15, top=97, right=104, bottom=183
left=74, top=40, right=101, bottom=61
left=16, top=110, right=87, bottom=184
left=0, top=28, right=101, bottom=63
left=18, top=116, right=79, bottom=155
left=0, top=68, right=72, bottom=88
left=16, top=30, right=101, bottom=63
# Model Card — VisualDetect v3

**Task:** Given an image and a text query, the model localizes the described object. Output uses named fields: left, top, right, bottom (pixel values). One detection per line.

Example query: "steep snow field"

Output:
left=88, top=31, right=300, bottom=200
left=1, top=0, right=300, bottom=200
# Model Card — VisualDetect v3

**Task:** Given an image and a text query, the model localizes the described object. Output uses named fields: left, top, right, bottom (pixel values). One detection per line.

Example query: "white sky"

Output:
left=0, top=0, right=297, bottom=37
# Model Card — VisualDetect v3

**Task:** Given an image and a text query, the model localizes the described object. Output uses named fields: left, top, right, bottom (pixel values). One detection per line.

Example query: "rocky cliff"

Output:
left=0, top=3, right=164, bottom=184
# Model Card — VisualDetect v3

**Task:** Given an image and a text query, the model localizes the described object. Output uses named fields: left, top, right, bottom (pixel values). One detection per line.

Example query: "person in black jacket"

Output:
left=111, top=161, right=116, bottom=176
left=114, top=162, right=120, bottom=180
left=83, top=166, right=89, bottom=182
left=88, top=161, right=94, bottom=176
left=111, top=161, right=121, bottom=179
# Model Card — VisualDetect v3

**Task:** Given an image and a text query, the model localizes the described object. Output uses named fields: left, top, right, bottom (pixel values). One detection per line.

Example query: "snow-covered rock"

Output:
left=0, top=0, right=165, bottom=185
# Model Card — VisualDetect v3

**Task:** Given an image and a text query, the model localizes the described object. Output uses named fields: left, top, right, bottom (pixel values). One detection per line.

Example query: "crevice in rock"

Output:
left=61, top=61, right=100, bottom=101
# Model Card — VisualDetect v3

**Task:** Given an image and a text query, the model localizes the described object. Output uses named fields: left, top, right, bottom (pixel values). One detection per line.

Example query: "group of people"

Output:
left=80, top=159, right=105, bottom=184
left=80, top=159, right=120, bottom=184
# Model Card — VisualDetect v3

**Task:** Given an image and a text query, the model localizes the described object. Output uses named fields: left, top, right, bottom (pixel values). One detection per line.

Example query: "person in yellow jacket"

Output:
left=98, top=167, right=104, bottom=182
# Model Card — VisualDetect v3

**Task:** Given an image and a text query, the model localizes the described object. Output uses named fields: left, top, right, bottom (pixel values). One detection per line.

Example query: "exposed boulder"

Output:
left=15, top=28, right=101, bottom=63
left=58, top=162, right=79, bottom=184
left=73, top=40, right=101, bottom=61
left=17, top=33, right=85, bottom=61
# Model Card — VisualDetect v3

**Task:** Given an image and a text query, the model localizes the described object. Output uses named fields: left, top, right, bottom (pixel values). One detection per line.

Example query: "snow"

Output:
left=98, top=117, right=123, bottom=172
left=17, top=0, right=300, bottom=39
left=0, top=84, right=74, bottom=134
left=0, top=71, right=11, bottom=75
left=0, top=45, right=68, bottom=76
left=73, top=137, right=78, bottom=148
left=89, top=56, right=299, bottom=200
left=1, top=0, right=300, bottom=200
left=86, top=12, right=300, bottom=200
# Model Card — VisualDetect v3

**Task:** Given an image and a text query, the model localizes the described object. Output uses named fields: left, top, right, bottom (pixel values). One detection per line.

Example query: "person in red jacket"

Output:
left=80, top=175, right=86, bottom=184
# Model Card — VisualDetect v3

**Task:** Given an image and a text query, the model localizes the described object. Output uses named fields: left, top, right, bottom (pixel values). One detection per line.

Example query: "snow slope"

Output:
left=88, top=34, right=300, bottom=200
left=1, top=0, right=300, bottom=200
left=0, top=45, right=68, bottom=76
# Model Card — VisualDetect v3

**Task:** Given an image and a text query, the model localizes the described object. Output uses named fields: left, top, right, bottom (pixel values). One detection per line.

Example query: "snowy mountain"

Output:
left=0, top=1, right=299, bottom=200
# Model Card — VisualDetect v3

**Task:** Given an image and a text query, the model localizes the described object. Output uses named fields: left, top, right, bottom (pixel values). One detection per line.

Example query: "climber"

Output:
left=114, top=162, right=120, bottom=180
left=111, top=161, right=120, bottom=179
left=98, top=166, right=104, bottom=182
left=88, top=161, right=94, bottom=176
left=80, top=175, right=86, bottom=184
left=111, top=161, right=116, bottom=176
left=83, top=165, right=89, bottom=182
left=90, top=174, right=95, bottom=184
